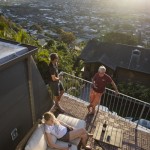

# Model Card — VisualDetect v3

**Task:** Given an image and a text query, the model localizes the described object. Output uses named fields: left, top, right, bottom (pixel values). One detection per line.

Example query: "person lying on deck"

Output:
left=43, top=111, right=92, bottom=150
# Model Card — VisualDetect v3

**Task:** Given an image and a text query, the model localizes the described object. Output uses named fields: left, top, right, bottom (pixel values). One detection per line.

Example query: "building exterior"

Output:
left=0, top=38, right=53, bottom=150
left=79, top=39, right=150, bottom=86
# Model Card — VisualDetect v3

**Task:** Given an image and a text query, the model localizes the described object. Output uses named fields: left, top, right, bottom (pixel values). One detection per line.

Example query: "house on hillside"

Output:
left=79, top=39, right=150, bottom=87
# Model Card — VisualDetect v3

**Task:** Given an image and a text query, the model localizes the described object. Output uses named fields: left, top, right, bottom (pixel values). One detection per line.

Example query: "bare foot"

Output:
left=87, top=105, right=91, bottom=112
left=88, top=133, right=93, bottom=137
left=84, top=145, right=92, bottom=150
left=88, top=111, right=95, bottom=115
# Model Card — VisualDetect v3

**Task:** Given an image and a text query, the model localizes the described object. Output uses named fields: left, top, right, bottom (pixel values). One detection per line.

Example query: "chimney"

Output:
left=128, top=49, right=141, bottom=70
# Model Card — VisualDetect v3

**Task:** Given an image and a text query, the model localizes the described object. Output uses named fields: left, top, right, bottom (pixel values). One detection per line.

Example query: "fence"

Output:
left=62, top=72, right=150, bottom=130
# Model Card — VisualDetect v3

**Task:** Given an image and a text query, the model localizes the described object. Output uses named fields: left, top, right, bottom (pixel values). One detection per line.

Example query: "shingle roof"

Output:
left=79, top=40, right=150, bottom=74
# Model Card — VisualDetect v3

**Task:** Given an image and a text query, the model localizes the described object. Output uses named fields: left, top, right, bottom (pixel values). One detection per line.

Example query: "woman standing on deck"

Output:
left=87, top=65, right=119, bottom=115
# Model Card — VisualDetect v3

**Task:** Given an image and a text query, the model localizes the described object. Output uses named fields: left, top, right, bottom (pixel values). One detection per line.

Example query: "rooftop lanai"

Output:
left=16, top=72, right=150, bottom=150
left=57, top=72, right=150, bottom=150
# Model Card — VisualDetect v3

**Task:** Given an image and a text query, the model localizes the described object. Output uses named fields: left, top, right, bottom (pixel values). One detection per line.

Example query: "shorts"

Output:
left=58, top=127, right=72, bottom=142
left=50, top=81, right=64, bottom=96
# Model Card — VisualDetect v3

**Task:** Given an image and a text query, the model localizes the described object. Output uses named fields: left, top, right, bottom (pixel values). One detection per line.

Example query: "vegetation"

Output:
left=0, top=15, right=37, bottom=45
left=59, top=29, right=76, bottom=45
left=0, top=15, right=83, bottom=83
left=100, top=32, right=138, bottom=45
left=0, top=15, right=150, bottom=103
left=118, top=82, right=150, bottom=103
left=30, top=23, right=43, bottom=33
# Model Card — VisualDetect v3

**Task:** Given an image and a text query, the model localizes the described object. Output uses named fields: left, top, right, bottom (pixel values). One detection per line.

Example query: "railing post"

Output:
left=136, top=103, right=146, bottom=129
left=27, top=56, right=36, bottom=125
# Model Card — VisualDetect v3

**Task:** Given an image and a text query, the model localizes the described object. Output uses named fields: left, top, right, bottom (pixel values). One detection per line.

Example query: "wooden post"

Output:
left=27, top=56, right=36, bottom=125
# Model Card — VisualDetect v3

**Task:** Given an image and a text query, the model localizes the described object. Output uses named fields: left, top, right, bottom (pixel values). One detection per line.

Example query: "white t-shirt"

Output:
left=44, top=124, right=67, bottom=139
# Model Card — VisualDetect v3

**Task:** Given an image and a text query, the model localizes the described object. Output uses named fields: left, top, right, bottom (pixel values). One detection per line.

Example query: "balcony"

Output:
left=52, top=72, right=150, bottom=150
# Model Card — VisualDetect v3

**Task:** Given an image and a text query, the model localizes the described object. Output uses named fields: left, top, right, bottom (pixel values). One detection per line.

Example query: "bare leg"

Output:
left=91, top=99, right=100, bottom=114
left=87, top=104, right=92, bottom=112
left=88, top=90, right=94, bottom=113
left=91, top=106, right=96, bottom=114
left=58, top=90, right=64, bottom=101
left=54, top=90, right=65, bottom=112
left=69, top=128, right=91, bottom=149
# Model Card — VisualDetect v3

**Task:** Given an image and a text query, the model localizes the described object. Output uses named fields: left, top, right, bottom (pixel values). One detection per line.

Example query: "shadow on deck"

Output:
left=52, top=95, right=150, bottom=150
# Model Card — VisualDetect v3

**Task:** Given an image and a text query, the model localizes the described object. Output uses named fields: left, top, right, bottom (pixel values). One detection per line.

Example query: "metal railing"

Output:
left=62, top=72, right=150, bottom=130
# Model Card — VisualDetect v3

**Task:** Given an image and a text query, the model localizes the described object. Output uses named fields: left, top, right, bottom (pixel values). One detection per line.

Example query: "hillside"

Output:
left=0, top=14, right=37, bottom=45
left=0, top=14, right=150, bottom=102
left=0, top=14, right=83, bottom=81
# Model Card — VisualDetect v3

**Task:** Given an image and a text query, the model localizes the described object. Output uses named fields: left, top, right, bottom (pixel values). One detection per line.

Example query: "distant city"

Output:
left=0, top=0, right=150, bottom=44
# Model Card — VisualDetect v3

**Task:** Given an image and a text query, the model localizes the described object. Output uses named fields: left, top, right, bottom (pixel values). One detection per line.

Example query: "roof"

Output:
left=0, top=38, right=37, bottom=70
left=0, top=41, right=28, bottom=64
left=79, top=40, right=150, bottom=74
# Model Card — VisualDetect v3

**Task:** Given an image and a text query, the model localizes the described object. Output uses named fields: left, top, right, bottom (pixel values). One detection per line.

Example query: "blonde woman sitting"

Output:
left=43, top=112, right=92, bottom=150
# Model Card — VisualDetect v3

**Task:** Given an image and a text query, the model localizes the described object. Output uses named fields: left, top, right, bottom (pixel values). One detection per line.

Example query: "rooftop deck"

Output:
left=50, top=72, right=150, bottom=150
left=56, top=94, right=150, bottom=150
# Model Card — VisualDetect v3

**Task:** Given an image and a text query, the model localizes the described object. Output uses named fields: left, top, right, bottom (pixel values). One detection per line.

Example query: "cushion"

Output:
left=25, top=124, right=56, bottom=150
left=57, top=114, right=86, bottom=129
left=25, top=115, right=85, bottom=150
left=57, top=114, right=86, bottom=145
left=47, top=141, right=77, bottom=150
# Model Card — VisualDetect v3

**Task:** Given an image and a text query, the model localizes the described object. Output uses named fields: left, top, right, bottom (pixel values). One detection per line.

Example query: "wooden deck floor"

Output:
left=52, top=95, right=150, bottom=150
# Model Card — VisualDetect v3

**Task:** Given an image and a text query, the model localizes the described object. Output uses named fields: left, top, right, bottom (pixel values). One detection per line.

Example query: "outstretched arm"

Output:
left=111, top=81, right=119, bottom=95
left=51, top=74, right=60, bottom=81
left=59, top=121, right=74, bottom=130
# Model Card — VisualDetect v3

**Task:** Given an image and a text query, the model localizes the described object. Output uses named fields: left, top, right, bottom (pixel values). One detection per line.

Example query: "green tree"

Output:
left=30, top=24, right=42, bottom=33
left=60, top=30, right=75, bottom=45
left=44, top=39, right=56, bottom=49
left=35, top=49, right=50, bottom=84
left=56, top=42, right=68, bottom=52
left=15, top=30, right=28, bottom=43
left=101, top=32, right=138, bottom=45
left=118, top=82, right=150, bottom=103
left=0, top=22, right=5, bottom=30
